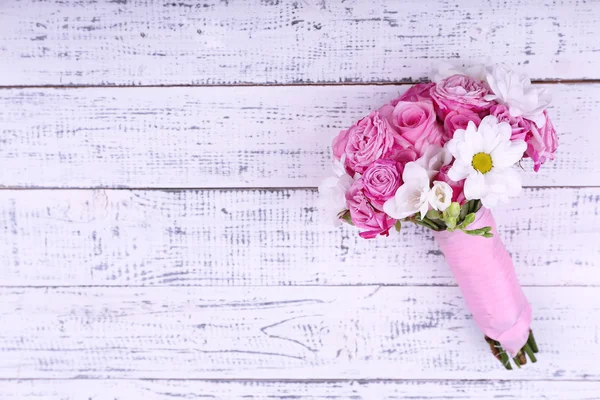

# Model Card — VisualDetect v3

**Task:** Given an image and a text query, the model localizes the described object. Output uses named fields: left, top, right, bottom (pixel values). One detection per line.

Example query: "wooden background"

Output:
left=1, top=1, right=600, bottom=399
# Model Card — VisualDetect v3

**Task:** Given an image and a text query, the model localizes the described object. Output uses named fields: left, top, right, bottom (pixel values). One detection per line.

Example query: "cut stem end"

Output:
left=485, top=331, right=539, bottom=369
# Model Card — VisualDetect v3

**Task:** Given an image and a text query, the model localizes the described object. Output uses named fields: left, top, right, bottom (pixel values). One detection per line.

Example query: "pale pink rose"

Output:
left=525, top=111, right=558, bottom=172
left=430, top=74, right=493, bottom=117
left=346, top=179, right=396, bottom=239
left=390, top=82, right=435, bottom=105
left=490, top=104, right=531, bottom=141
left=389, top=100, right=444, bottom=156
left=362, top=159, right=404, bottom=210
left=388, top=146, right=418, bottom=165
left=443, top=109, right=482, bottom=140
left=332, top=128, right=351, bottom=160
left=336, top=111, right=397, bottom=174
left=436, top=164, right=466, bottom=204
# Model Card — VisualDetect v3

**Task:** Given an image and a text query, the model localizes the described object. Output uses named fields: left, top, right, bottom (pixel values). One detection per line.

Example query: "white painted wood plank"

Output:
left=0, top=1, right=599, bottom=85
left=1, top=84, right=598, bottom=188
left=5, top=379, right=600, bottom=399
left=1, top=286, right=598, bottom=379
left=0, top=188, right=598, bottom=287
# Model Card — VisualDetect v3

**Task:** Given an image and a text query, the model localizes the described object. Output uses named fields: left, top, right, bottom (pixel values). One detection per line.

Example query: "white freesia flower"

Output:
left=416, top=145, right=453, bottom=180
left=446, top=116, right=527, bottom=208
left=428, top=181, right=453, bottom=212
left=431, top=61, right=487, bottom=82
left=318, top=157, right=354, bottom=226
left=484, top=64, right=552, bottom=127
left=381, top=162, right=441, bottom=220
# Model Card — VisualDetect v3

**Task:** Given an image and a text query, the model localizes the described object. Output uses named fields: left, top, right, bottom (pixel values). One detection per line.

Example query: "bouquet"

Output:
left=319, top=64, right=558, bottom=369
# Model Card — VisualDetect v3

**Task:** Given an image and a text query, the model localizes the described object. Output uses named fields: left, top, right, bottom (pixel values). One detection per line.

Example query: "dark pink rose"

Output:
left=525, top=111, right=558, bottom=172
left=435, top=164, right=466, bottom=204
left=336, top=111, right=397, bottom=174
left=490, top=104, right=532, bottom=141
left=389, top=100, right=444, bottom=156
left=362, top=159, right=404, bottom=210
left=390, top=82, right=435, bottom=105
left=430, top=74, right=493, bottom=118
left=346, top=179, right=396, bottom=239
left=443, top=108, right=482, bottom=140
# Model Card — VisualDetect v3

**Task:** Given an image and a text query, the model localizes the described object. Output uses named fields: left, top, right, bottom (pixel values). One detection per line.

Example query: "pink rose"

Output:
left=490, top=104, right=531, bottom=141
left=430, top=74, right=493, bottom=118
left=335, top=111, right=397, bottom=174
left=346, top=179, right=396, bottom=239
left=332, top=128, right=351, bottom=160
left=362, top=159, right=404, bottom=210
left=436, top=164, right=466, bottom=204
left=388, top=100, right=444, bottom=156
left=390, top=82, right=435, bottom=105
left=525, top=111, right=558, bottom=172
left=388, top=146, right=418, bottom=165
left=443, top=108, right=482, bottom=140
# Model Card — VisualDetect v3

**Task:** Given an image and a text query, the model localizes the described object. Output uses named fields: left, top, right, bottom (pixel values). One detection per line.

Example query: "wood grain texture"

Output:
left=1, top=0, right=599, bottom=86
left=1, top=286, right=599, bottom=379
left=5, top=379, right=600, bottom=399
left=1, top=188, right=598, bottom=287
left=1, top=84, right=599, bottom=188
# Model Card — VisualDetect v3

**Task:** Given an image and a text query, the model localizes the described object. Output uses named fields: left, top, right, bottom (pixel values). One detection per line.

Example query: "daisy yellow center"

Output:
left=472, top=152, right=493, bottom=174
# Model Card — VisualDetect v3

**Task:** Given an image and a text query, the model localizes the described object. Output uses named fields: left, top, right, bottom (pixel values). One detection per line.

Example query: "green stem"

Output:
left=523, top=343, right=537, bottom=363
left=414, top=217, right=440, bottom=231
left=486, top=331, right=539, bottom=369
left=512, top=354, right=522, bottom=368
left=494, top=340, right=513, bottom=370
left=528, top=331, right=539, bottom=353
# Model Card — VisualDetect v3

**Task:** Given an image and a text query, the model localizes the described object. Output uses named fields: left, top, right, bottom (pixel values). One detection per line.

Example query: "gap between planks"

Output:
left=0, top=79, right=599, bottom=90
left=1, top=284, right=600, bottom=289
left=2, top=186, right=600, bottom=191
left=3, top=378, right=600, bottom=383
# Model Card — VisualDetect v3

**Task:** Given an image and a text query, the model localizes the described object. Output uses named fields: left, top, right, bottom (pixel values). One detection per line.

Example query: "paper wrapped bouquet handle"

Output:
left=433, top=208, right=539, bottom=368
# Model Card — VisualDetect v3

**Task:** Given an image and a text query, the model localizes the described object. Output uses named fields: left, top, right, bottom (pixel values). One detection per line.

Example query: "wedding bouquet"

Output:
left=319, top=64, right=557, bottom=369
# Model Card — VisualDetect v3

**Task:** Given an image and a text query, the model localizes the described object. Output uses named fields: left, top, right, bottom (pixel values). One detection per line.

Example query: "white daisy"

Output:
left=484, top=64, right=552, bottom=127
left=446, top=116, right=527, bottom=208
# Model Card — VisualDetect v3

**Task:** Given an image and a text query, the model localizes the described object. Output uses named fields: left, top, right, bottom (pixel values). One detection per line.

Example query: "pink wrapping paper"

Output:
left=433, top=207, right=532, bottom=356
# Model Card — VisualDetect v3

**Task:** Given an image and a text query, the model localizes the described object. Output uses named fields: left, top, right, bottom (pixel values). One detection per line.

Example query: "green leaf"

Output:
left=472, top=199, right=482, bottom=214
left=459, top=201, right=470, bottom=221
left=394, top=220, right=402, bottom=232
left=341, top=211, right=354, bottom=225
left=414, top=217, right=440, bottom=231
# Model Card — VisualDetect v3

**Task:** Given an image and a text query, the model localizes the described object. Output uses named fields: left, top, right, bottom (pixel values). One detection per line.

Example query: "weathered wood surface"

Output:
left=1, top=0, right=599, bottom=86
left=5, top=379, right=600, bottom=399
left=1, top=84, right=598, bottom=188
left=1, top=0, right=599, bottom=395
left=1, top=188, right=598, bottom=287
left=1, top=286, right=598, bottom=379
